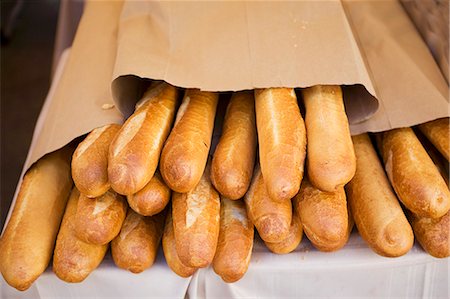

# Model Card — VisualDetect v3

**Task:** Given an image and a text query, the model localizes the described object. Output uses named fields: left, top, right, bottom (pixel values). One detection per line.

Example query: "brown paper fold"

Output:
left=343, top=0, right=449, bottom=134
left=112, top=0, right=378, bottom=123
left=112, top=0, right=449, bottom=135
left=23, top=0, right=124, bottom=170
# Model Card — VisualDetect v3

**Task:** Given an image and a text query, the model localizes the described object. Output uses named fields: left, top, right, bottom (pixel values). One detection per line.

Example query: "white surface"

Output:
left=3, top=234, right=448, bottom=299
left=1, top=48, right=449, bottom=299
left=37, top=251, right=191, bottom=299
left=190, top=234, right=449, bottom=298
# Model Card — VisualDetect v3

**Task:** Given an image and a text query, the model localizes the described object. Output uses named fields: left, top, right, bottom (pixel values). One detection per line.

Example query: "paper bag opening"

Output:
left=112, top=0, right=379, bottom=124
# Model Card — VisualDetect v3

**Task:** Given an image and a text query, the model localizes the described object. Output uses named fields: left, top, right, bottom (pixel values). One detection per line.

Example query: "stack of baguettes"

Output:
left=0, top=81, right=449, bottom=291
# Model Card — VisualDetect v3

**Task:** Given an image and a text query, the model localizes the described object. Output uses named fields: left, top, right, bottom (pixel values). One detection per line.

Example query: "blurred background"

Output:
left=1, top=0, right=83, bottom=228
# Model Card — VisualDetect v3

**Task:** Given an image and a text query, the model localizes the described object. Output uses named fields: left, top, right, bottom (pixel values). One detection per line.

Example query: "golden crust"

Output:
left=111, top=209, right=165, bottom=273
left=409, top=210, right=450, bottom=258
left=160, top=89, right=218, bottom=193
left=302, top=85, right=356, bottom=192
left=213, top=198, right=254, bottom=282
left=244, top=165, right=292, bottom=243
left=418, top=118, right=449, bottom=161
left=74, top=190, right=127, bottom=245
left=254, top=88, right=306, bottom=201
left=127, top=171, right=171, bottom=216
left=264, top=201, right=302, bottom=254
left=380, top=128, right=450, bottom=218
left=416, top=129, right=450, bottom=187
left=53, top=188, right=108, bottom=283
left=171, top=162, right=220, bottom=268
left=0, top=147, right=73, bottom=291
left=162, top=209, right=197, bottom=277
left=295, top=178, right=348, bottom=252
left=108, top=82, right=179, bottom=195
left=211, top=91, right=257, bottom=200
left=72, top=124, right=120, bottom=198
left=346, top=133, right=414, bottom=257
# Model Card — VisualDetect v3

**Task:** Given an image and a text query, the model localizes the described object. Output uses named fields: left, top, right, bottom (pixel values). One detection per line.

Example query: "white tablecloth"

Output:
left=2, top=234, right=448, bottom=299
left=1, top=49, right=449, bottom=299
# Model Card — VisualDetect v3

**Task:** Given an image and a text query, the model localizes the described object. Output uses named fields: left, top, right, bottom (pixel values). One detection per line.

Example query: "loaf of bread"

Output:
left=0, top=146, right=73, bottom=291
left=379, top=128, right=450, bottom=218
left=213, top=198, right=254, bottom=283
left=74, top=190, right=127, bottom=245
left=301, top=85, right=356, bottom=192
left=415, top=128, right=450, bottom=187
left=295, top=177, right=349, bottom=252
left=111, top=208, right=165, bottom=273
left=72, top=124, right=121, bottom=198
left=244, top=165, right=292, bottom=243
left=160, top=89, right=218, bottom=193
left=108, top=82, right=179, bottom=195
left=53, top=188, right=108, bottom=282
left=211, top=91, right=257, bottom=200
left=346, top=133, right=414, bottom=257
left=127, top=171, right=171, bottom=216
left=162, top=209, right=197, bottom=277
left=254, top=88, right=306, bottom=201
left=264, top=201, right=303, bottom=254
left=172, top=162, right=220, bottom=268
left=418, top=118, right=449, bottom=161
left=409, top=210, right=450, bottom=258
left=408, top=137, right=450, bottom=259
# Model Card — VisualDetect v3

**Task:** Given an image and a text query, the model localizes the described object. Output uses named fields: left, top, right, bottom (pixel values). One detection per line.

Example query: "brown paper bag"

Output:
left=23, top=0, right=124, bottom=170
left=343, top=0, right=449, bottom=134
left=112, top=0, right=449, bottom=135
left=112, top=0, right=378, bottom=124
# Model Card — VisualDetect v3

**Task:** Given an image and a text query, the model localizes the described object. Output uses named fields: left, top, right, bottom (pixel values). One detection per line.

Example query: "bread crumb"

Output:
left=102, top=103, right=115, bottom=110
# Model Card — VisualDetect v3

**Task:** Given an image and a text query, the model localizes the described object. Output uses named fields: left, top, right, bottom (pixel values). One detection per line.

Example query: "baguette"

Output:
left=254, top=88, right=306, bottom=201
left=302, top=85, right=356, bottom=192
left=53, top=188, right=108, bottom=282
left=346, top=133, right=414, bottom=257
left=295, top=177, right=348, bottom=252
left=379, top=128, right=450, bottom=218
left=409, top=210, right=450, bottom=258
left=408, top=136, right=450, bottom=258
left=162, top=209, right=197, bottom=277
left=74, top=190, right=127, bottom=245
left=109, top=82, right=178, bottom=195
left=0, top=147, right=73, bottom=291
left=418, top=118, right=449, bottom=161
left=244, top=165, right=292, bottom=243
left=211, top=91, right=257, bottom=199
left=213, top=198, right=254, bottom=283
left=264, top=201, right=302, bottom=254
left=111, top=209, right=165, bottom=273
left=160, top=89, right=218, bottom=193
left=415, top=128, right=449, bottom=187
left=127, top=171, right=171, bottom=216
left=172, top=162, right=220, bottom=268
left=72, top=124, right=121, bottom=198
